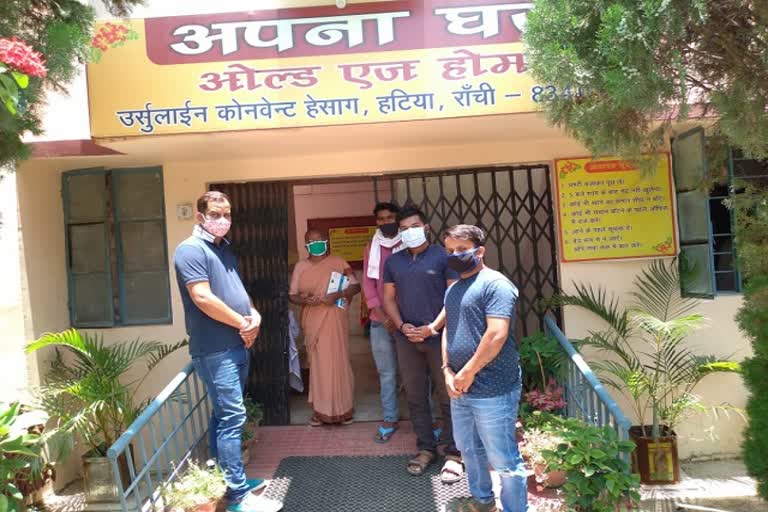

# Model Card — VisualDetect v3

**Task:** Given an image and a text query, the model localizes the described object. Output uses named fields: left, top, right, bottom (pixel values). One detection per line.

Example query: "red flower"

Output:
left=0, top=37, right=47, bottom=78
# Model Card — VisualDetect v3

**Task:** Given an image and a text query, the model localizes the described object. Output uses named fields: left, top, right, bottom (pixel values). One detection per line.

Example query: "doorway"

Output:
left=211, top=164, right=560, bottom=426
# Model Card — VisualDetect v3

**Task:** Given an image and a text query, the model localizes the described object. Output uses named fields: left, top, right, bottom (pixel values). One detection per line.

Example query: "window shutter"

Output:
left=62, top=169, right=115, bottom=327
left=672, top=128, right=716, bottom=298
left=112, top=167, right=172, bottom=324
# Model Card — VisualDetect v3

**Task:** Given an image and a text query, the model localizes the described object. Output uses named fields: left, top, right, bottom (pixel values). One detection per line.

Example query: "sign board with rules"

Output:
left=554, top=154, right=678, bottom=262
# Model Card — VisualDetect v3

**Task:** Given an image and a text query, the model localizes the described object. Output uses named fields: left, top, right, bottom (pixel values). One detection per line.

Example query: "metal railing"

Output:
left=544, top=316, right=632, bottom=450
left=107, top=363, right=211, bottom=512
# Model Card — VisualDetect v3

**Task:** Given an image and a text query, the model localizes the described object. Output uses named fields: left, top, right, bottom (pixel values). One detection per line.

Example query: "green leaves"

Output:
left=0, top=403, right=45, bottom=510
left=556, top=258, right=741, bottom=434
left=26, top=329, right=188, bottom=456
left=541, top=419, right=640, bottom=512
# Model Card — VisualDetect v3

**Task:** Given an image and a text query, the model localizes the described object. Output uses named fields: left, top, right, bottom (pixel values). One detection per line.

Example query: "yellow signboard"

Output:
left=329, top=226, right=377, bottom=263
left=85, top=2, right=553, bottom=138
left=554, top=155, right=677, bottom=262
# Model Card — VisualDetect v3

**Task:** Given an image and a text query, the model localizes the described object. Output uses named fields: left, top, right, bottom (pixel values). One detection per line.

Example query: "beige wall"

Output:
left=13, top=125, right=750, bottom=466
left=0, top=170, right=38, bottom=403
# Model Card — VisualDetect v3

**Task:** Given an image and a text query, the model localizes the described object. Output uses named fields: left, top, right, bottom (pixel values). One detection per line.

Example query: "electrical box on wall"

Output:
left=176, top=203, right=194, bottom=220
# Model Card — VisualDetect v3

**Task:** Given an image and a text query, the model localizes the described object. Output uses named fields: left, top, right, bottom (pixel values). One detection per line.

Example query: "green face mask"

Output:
left=306, top=240, right=328, bottom=257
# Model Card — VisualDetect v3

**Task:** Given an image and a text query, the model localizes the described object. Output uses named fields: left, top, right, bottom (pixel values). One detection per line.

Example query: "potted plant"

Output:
left=520, top=427, right=567, bottom=490
left=12, top=404, right=55, bottom=507
left=241, top=395, right=264, bottom=466
left=555, top=259, right=742, bottom=484
left=163, top=461, right=226, bottom=512
left=519, top=332, right=570, bottom=413
left=26, top=329, right=187, bottom=503
left=0, top=402, right=47, bottom=512
left=542, top=419, right=640, bottom=512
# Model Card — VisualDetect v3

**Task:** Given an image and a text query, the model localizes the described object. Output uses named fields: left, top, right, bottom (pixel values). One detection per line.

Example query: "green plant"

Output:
left=163, top=461, right=226, bottom=511
left=243, top=395, right=264, bottom=427
left=520, top=427, right=565, bottom=470
left=555, top=259, right=741, bottom=438
left=732, top=177, right=768, bottom=497
left=543, top=420, right=640, bottom=512
left=25, top=329, right=187, bottom=457
left=0, top=403, right=45, bottom=512
left=520, top=332, right=573, bottom=391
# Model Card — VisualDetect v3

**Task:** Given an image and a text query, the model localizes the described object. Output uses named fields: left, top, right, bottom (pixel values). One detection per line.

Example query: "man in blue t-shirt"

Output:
left=174, top=191, right=282, bottom=512
left=434, top=224, right=527, bottom=512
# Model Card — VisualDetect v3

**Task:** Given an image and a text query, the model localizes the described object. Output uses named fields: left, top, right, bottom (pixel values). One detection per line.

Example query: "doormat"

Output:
left=262, top=455, right=471, bottom=512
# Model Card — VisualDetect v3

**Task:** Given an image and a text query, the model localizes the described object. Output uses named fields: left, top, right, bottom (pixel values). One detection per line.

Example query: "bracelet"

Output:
left=441, top=364, right=451, bottom=371
left=399, top=322, right=406, bottom=332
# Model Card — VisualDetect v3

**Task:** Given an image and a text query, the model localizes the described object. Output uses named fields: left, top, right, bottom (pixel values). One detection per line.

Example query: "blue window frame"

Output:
left=62, top=166, right=172, bottom=327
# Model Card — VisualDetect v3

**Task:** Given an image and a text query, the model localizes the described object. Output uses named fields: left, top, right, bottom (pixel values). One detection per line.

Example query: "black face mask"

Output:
left=446, top=248, right=480, bottom=274
left=380, top=222, right=399, bottom=238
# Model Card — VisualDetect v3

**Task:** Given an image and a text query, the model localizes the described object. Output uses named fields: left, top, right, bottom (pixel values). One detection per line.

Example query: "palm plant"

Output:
left=26, top=329, right=187, bottom=457
left=555, top=259, right=741, bottom=439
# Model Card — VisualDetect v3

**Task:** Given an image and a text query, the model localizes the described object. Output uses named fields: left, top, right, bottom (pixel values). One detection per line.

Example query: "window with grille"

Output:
left=62, top=167, right=172, bottom=327
left=672, top=128, right=759, bottom=297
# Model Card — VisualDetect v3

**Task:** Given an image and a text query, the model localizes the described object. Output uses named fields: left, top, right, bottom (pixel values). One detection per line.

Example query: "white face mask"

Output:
left=401, top=226, right=427, bottom=248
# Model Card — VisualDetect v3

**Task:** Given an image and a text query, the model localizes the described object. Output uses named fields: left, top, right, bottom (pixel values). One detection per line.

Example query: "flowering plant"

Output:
left=90, top=22, right=139, bottom=63
left=524, top=379, right=567, bottom=413
left=0, top=37, right=47, bottom=117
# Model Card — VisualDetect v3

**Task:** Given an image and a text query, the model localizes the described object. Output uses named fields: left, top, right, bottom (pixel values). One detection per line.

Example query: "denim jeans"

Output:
left=369, top=322, right=400, bottom=423
left=451, top=382, right=528, bottom=512
left=192, top=345, right=250, bottom=504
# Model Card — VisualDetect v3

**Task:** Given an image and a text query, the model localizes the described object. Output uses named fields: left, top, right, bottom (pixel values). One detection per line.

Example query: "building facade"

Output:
left=2, top=1, right=750, bottom=486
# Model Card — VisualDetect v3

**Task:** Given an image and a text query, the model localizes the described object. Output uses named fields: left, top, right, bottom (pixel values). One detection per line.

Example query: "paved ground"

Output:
left=640, top=459, right=764, bottom=512
left=37, top=422, right=765, bottom=511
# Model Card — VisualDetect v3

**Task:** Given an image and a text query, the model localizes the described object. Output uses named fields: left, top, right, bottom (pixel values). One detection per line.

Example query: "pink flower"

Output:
left=0, top=37, right=47, bottom=78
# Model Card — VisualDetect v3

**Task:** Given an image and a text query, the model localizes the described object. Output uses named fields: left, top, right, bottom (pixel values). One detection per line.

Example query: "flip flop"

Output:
left=374, top=424, right=399, bottom=444
left=440, top=455, right=464, bottom=484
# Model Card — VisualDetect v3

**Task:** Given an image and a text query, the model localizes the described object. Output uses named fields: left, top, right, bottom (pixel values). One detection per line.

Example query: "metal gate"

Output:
left=374, top=165, right=561, bottom=338
left=209, top=181, right=290, bottom=425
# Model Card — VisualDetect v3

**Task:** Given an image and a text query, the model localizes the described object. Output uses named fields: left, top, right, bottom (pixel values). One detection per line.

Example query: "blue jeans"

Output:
left=451, top=383, right=528, bottom=512
left=369, top=322, right=399, bottom=423
left=192, top=346, right=250, bottom=504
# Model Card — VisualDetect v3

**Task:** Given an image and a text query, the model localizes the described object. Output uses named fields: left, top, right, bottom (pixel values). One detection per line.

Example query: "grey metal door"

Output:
left=374, top=165, right=561, bottom=338
left=209, top=181, right=290, bottom=425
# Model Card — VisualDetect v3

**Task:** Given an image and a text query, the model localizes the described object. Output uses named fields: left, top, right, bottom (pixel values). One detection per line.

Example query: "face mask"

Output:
left=401, top=226, right=427, bottom=248
left=202, top=216, right=231, bottom=238
left=379, top=222, right=399, bottom=238
left=447, top=247, right=481, bottom=274
left=306, top=240, right=328, bottom=257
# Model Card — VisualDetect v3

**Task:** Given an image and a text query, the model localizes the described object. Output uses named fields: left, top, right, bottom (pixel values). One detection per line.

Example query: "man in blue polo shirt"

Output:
left=437, top=224, right=527, bottom=512
left=382, top=206, right=463, bottom=483
left=174, top=191, right=282, bottom=512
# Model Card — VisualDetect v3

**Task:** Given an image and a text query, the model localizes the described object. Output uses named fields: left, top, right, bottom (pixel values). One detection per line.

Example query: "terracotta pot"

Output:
left=629, top=426, right=680, bottom=485
left=533, top=463, right=567, bottom=489
left=192, top=499, right=219, bottom=512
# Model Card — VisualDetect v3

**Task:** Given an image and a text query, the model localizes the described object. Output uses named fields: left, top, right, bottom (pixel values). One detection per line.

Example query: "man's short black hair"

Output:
left=373, top=202, right=399, bottom=216
left=396, top=205, right=427, bottom=225
left=444, top=224, right=486, bottom=247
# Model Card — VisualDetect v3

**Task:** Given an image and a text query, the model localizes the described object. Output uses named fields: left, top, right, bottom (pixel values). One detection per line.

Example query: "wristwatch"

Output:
left=441, top=363, right=451, bottom=371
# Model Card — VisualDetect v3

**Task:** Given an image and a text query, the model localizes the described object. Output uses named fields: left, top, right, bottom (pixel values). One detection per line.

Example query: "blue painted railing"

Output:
left=107, top=363, right=211, bottom=512
left=544, top=316, right=632, bottom=454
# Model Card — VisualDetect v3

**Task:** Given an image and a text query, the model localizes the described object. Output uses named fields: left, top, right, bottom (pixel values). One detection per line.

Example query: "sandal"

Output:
left=308, top=416, right=323, bottom=427
left=440, top=454, right=464, bottom=484
left=341, top=417, right=354, bottom=426
left=374, top=423, right=399, bottom=444
left=406, top=450, right=436, bottom=476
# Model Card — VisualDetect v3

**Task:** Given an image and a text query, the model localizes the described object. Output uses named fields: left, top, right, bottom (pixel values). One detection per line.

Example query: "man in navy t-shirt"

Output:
left=436, top=224, right=527, bottom=512
left=382, top=206, right=463, bottom=483
left=174, top=191, right=282, bottom=512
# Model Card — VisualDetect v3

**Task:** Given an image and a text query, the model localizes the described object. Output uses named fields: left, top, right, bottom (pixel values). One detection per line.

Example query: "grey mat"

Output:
left=263, top=455, right=471, bottom=511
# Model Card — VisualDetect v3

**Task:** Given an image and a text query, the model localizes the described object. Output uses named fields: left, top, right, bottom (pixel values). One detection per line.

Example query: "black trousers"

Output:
left=395, top=333, right=459, bottom=456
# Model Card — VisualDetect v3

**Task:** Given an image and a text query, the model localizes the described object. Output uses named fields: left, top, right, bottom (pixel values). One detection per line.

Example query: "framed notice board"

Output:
left=554, top=154, right=678, bottom=262
left=306, top=216, right=377, bottom=270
